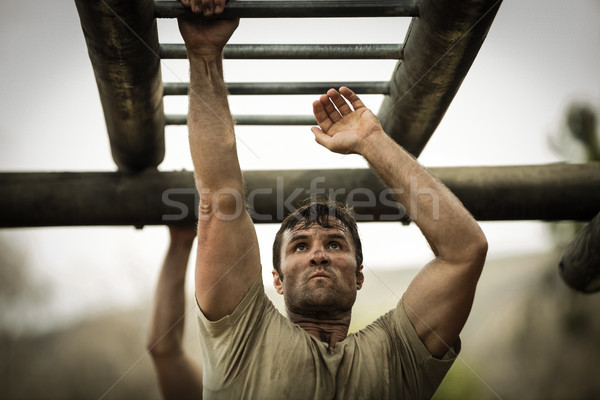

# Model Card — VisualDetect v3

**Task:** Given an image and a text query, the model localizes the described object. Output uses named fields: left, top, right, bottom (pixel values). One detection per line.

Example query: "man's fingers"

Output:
left=201, top=0, right=214, bottom=16
left=339, top=86, right=366, bottom=110
left=328, top=88, right=352, bottom=116
left=313, top=86, right=366, bottom=134
left=312, top=100, right=334, bottom=133
left=182, top=0, right=227, bottom=15
left=185, top=0, right=200, bottom=13
left=319, top=93, right=342, bottom=124
left=214, top=0, right=226, bottom=14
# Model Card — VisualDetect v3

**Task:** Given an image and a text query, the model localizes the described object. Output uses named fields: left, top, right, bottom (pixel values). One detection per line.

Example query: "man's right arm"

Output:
left=179, top=3, right=261, bottom=321
left=311, top=87, right=487, bottom=358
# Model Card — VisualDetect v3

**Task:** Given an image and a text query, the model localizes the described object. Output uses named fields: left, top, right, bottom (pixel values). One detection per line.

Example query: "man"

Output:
left=147, top=226, right=203, bottom=399
left=179, top=1, right=488, bottom=398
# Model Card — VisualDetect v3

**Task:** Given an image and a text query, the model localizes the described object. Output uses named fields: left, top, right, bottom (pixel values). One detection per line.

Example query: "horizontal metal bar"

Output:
left=163, top=81, right=389, bottom=96
left=165, top=114, right=316, bottom=126
left=1, top=164, right=598, bottom=227
left=160, top=43, right=403, bottom=60
left=154, top=1, right=419, bottom=19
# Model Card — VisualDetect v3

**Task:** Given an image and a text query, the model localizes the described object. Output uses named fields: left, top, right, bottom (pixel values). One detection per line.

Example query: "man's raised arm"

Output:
left=312, top=87, right=488, bottom=358
left=147, top=226, right=203, bottom=399
left=179, top=2, right=261, bottom=321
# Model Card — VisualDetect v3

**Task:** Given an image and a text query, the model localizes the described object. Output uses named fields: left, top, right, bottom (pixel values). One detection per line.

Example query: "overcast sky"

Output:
left=0, top=0, right=599, bottom=332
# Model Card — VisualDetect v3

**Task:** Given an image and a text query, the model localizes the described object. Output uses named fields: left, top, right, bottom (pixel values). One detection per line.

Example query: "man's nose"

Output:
left=310, top=248, right=330, bottom=266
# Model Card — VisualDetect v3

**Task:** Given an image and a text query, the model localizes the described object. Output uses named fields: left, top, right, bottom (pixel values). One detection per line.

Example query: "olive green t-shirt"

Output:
left=196, top=275, right=459, bottom=399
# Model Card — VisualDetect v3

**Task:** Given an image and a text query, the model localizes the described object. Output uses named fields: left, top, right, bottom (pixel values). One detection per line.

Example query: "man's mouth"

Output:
left=309, top=272, right=331, bottom=280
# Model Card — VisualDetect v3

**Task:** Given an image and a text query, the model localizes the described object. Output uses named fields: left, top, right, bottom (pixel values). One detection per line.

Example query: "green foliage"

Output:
left=433, top=360, right=487, bottom=400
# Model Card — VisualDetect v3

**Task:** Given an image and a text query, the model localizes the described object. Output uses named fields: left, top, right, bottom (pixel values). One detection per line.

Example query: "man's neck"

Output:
left=288, top=311, right=351, bottom=348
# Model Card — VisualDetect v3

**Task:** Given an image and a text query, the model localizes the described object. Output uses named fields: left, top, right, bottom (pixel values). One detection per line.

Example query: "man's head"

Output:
left=272, top=200, right=364, bottom=315
left=272, top=200, right=363, bottom=278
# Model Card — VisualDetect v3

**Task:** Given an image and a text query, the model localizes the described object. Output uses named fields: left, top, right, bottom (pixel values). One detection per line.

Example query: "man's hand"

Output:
left=178, top=0, right=239, bottom=56
left=311, top=87, right=385, bottom=155
left=180, top=0, right=227, bottom=17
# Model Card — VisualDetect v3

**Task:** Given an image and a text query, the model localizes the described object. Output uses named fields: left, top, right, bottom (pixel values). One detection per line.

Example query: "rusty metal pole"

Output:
left=378, top=0, right=503, bottom=157
left=74, top=0, right=165, bottom=171
left=1, top=163, right=599, bottom=227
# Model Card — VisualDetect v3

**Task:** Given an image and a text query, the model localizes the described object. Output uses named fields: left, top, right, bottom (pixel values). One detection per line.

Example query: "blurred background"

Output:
left=1, top=0, right=599, bottom=399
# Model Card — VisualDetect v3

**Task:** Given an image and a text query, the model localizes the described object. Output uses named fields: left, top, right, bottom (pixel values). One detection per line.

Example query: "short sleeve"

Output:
left=195, top=272, right=265, bottom=335
left=394, top=299, right=460, bottom=399
left=195, top=273, right=267, bottom=390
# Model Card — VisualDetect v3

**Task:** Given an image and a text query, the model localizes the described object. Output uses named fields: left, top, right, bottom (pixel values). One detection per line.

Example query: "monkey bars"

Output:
left=6, top=0, right=597, bottom=291
left=73, top=0, right=502, bottom=170
left=160, top=0, right=502, bottom=153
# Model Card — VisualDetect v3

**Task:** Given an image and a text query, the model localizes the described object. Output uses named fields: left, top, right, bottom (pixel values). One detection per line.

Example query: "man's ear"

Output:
left=356, top=265, right=364, bottom=290
left=272, top=269, right=284, bottom=295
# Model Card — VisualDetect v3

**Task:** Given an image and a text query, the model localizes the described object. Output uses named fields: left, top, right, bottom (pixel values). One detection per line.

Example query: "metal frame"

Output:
left=13, top=0, right=600, bottom=233
left=74, top=0, right=165, bottom=172
left=2, top=164, right=598, bottom=227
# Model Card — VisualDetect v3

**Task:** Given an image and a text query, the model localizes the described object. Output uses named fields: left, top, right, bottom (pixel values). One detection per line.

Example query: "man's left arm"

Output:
left=312, top=87, right=487, bottom=358
left=147, top=226, right=203, bottom=399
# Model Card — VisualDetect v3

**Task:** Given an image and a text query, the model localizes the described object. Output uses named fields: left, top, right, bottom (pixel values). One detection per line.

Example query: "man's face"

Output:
left=273, top=221, right=364, bottom=315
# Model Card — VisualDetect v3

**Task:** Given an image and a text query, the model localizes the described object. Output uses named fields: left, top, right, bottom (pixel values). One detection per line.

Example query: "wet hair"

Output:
left=272, top=199, right=363, bottom=279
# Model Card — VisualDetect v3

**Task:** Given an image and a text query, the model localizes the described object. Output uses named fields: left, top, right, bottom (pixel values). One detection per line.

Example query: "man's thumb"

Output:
left=311, top=127, right=329, bottom=147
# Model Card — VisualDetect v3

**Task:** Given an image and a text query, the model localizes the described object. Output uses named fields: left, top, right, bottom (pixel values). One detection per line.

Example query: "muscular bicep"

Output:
left=402, top=253, right=485, bottom=358
left=194, top=192, right=261, bottom=321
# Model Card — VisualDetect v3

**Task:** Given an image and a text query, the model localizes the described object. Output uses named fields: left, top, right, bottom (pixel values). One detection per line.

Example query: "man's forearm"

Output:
left=188, top=52, right=244, bottom=193
left=148, top=240, right=193, bottom=355
left=360, top=132, right=486, bottom=262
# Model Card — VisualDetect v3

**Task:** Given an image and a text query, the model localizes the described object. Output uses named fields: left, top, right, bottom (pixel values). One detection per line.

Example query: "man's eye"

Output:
left=329, top=242, right=341, bottom=250
left=295, top=244, right=307, bottom=252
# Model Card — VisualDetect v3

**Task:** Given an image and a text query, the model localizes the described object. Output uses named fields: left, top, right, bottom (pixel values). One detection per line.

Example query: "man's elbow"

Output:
left=466, top=231, right=488, bottom=270
left=197, top=186, right=246, bottom=222
left=147, top=338, right=182, bottom=359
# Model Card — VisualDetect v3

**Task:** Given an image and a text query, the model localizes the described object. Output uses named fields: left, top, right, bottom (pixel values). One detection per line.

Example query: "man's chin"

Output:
left=304, top=289, right=349, bottom=309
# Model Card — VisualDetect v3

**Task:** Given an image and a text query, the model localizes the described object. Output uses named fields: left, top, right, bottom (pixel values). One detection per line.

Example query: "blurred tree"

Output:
left=434, top=103, right=600, bottom=400
left=0, top=237, right=49, bottom=335
left=547, top=103, right=599, bottom=248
